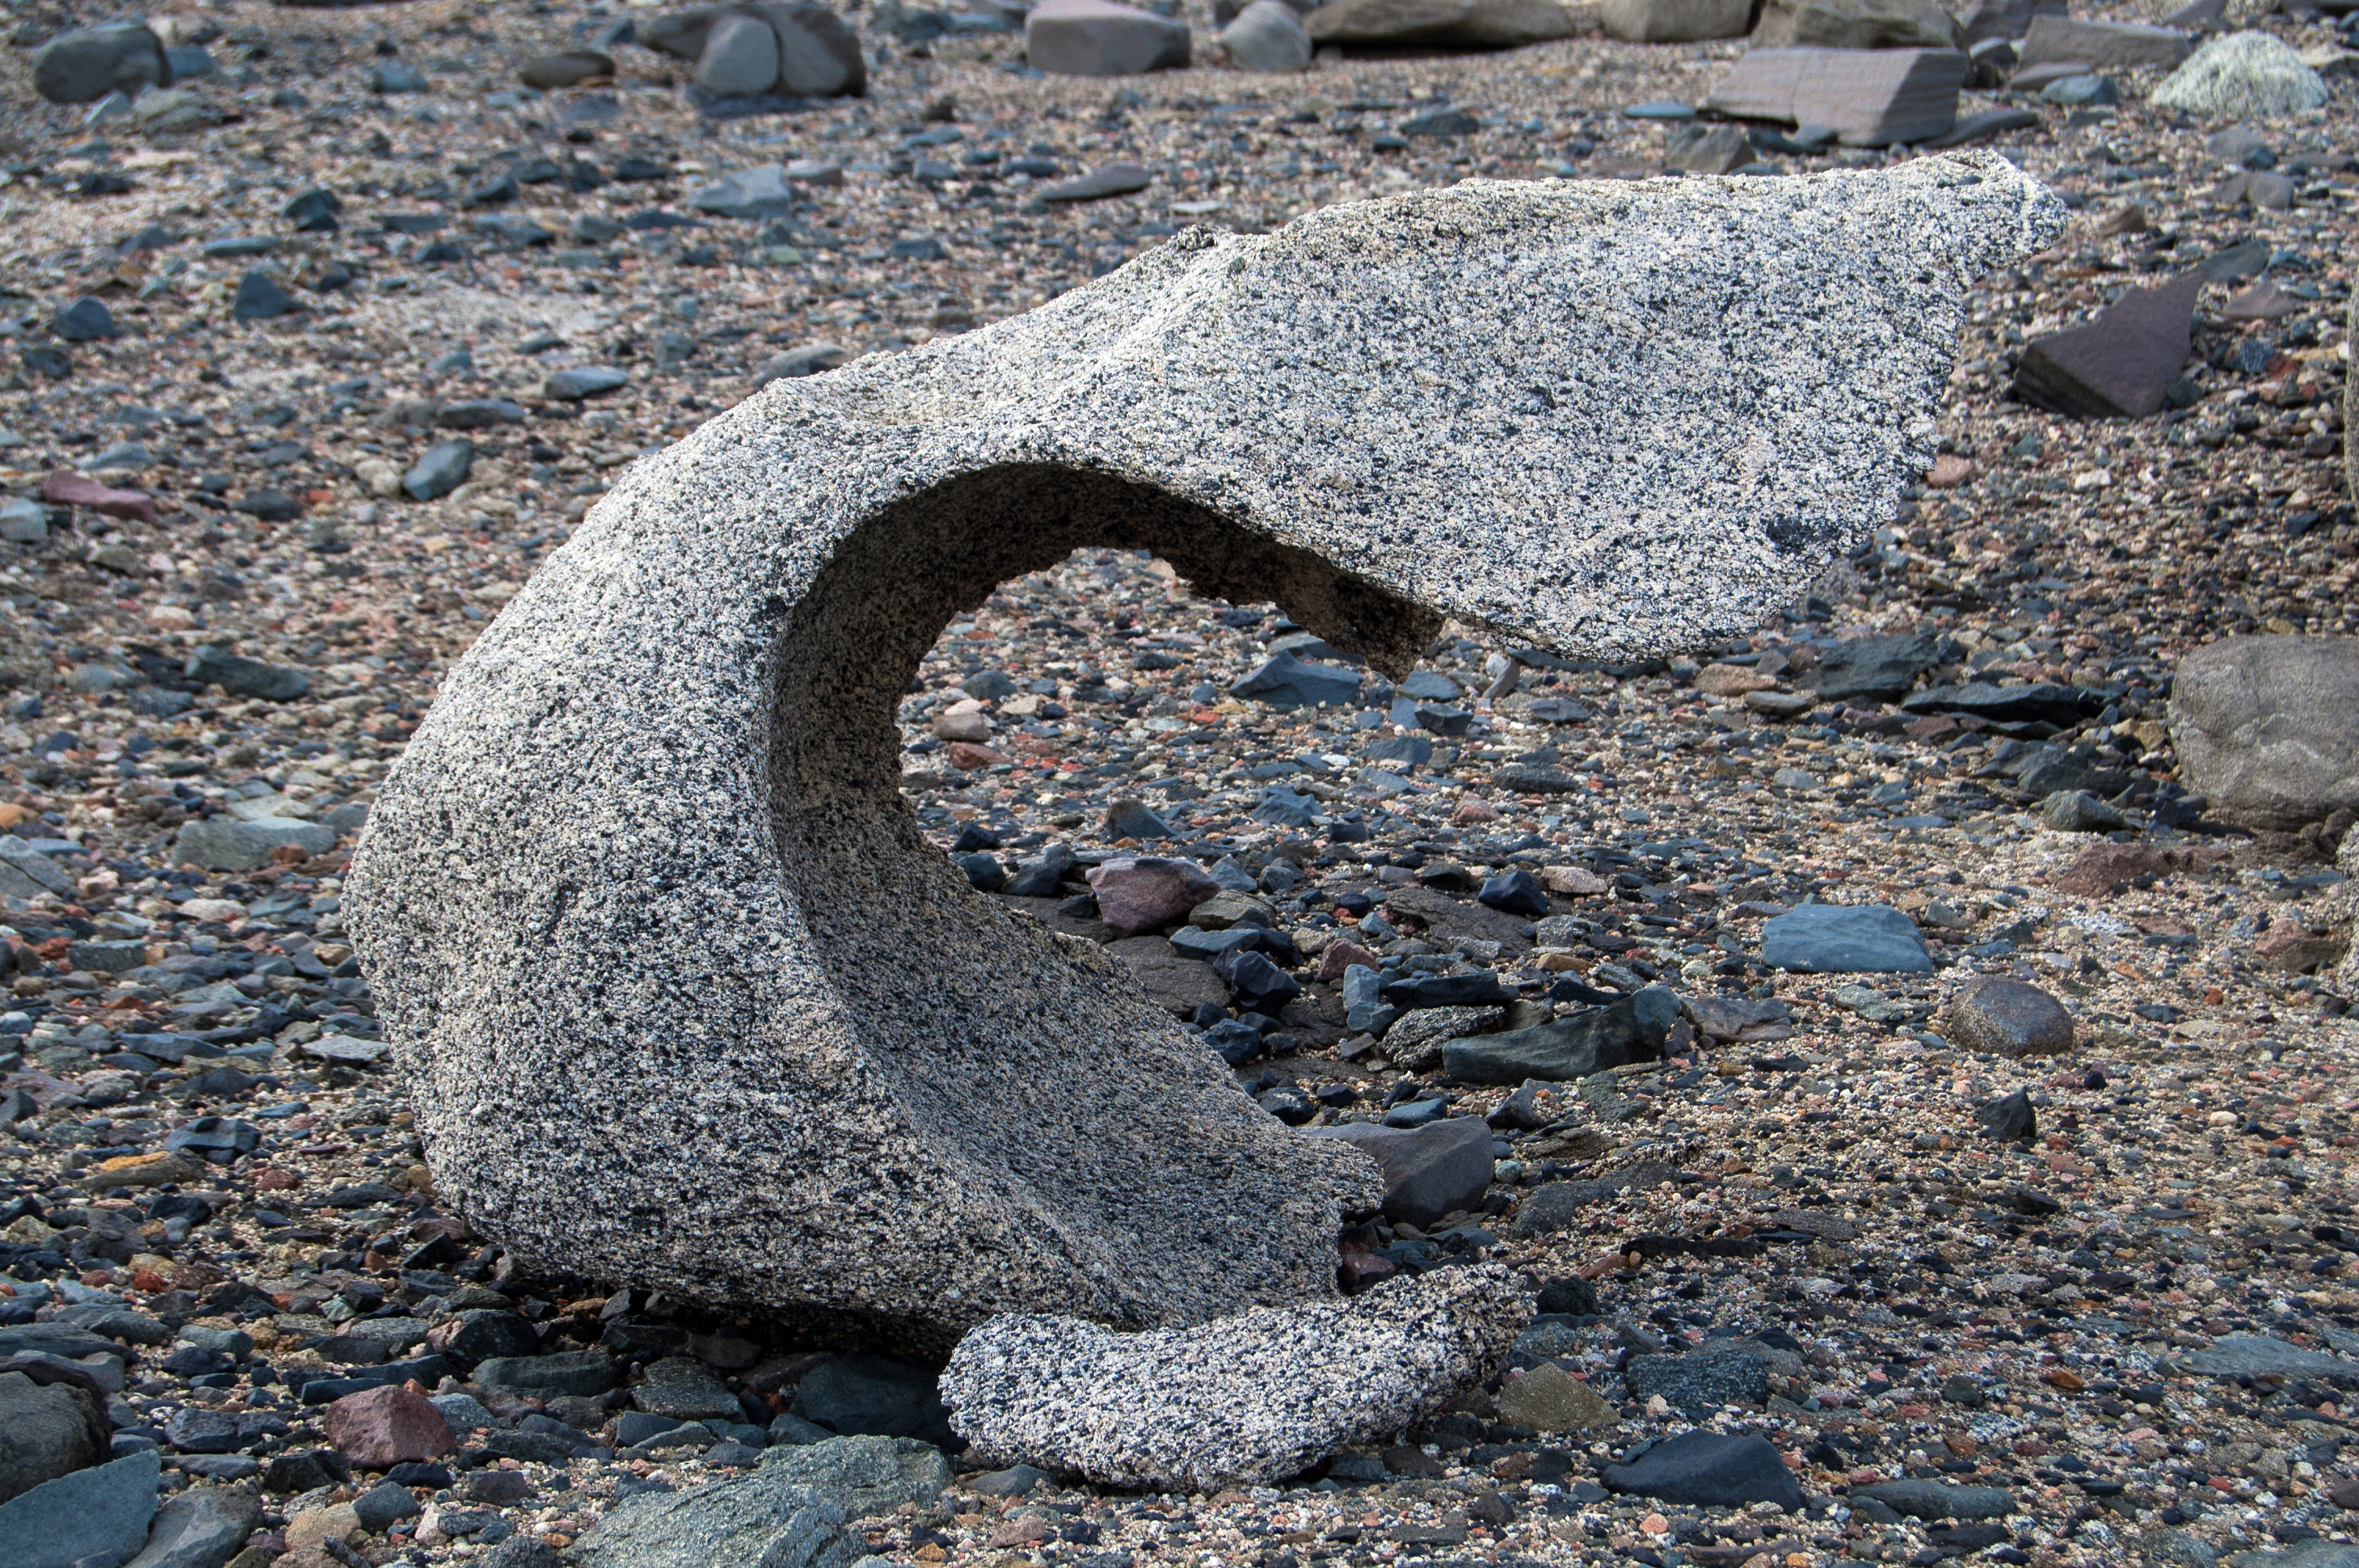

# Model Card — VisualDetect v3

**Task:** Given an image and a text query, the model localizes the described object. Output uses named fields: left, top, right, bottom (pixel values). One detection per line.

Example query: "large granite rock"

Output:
left=940, top=1266, right=1528, bottom=1490
left=1305, top=0, right=1580, bottom=48
left=2151, top=32, right=2328, bottom=118
left=343, top=162, right=2060, bottom=1356
left=1707, top=47, right=1968, bottom=146
left=2168, top=637, right=2359, bottom=830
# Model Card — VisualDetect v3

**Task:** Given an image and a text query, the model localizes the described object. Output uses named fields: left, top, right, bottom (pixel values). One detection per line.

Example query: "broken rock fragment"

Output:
left=1706, top=47, right=1968, bottom=146
left=2012, top=271, right=2199, bottom=419
left=940, top=1267, right=1528, bottom=1490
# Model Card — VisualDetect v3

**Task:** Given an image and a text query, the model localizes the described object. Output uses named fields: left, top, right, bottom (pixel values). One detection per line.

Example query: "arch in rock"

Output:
left=345, top=157, right=2062, bottom=1353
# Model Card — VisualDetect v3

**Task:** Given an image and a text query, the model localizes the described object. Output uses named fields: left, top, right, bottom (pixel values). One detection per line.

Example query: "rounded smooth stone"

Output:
left=694, top=15, right=780, bottom=97
left=1946, top=978, right=2074, bottom=1057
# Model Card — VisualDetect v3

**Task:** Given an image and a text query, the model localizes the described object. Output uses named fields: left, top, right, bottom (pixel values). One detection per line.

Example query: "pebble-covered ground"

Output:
left=5, top=0, right=2359, bottom=1566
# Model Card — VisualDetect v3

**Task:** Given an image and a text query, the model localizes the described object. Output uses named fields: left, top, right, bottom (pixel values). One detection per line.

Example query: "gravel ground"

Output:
left=5, top=0, right=2359, bottom=1566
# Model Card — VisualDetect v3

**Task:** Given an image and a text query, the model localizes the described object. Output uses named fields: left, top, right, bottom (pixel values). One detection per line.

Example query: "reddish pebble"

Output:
left=42, top=469, right=158, bottom=523
left=322, top=1384, right=453, bottom=1469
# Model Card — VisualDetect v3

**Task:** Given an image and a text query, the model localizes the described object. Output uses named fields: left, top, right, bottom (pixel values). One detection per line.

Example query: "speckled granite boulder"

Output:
left=345, top=158, right=2059, bottom=1354
left=938, top=1266, right=1530, bottom=1490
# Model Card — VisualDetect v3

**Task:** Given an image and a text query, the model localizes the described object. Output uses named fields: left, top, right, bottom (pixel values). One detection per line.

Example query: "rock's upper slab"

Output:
left=345, top=160, right=2059, bottom=1353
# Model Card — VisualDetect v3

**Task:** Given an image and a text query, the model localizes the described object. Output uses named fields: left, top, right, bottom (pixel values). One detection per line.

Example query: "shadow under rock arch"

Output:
left=760, top=463, right=1438, bottom=1335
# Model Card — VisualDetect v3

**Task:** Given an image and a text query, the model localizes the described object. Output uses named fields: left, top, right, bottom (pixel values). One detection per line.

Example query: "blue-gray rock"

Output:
left=793, top=1357, right=954, bottom=1450
left=1380, top=971, right=1515, bottom=1011
left=1230, top=650, right=1361, bottom=710
left=1303, top=1116, right=1492, bottom=1228
left=1623, top=1343, right=1779, bottom=1412
left=566, top=1468, right=852, bottom=1568
left=1444, top=987, right=1677, bottom=1083
left=436, top=401, right=528, bottom=430
left=2178, top=1334, right=2359, bottom=1381
left=543, top=367, right=630, bottom=401
left=231, top=271, right=297, bottom=322
left=353, top=1480, right=423, bottom=1533
left=1808, top=631, right=1945, bottom=703
left=769, top=1414, right=834, bottom=1446
left=1103, top=798, right=1177, bottom=840
left=0, top=498, right=47, bottom=543
left=1761, top=903, right=1930, bottom=973
left=690, top=165, right=802, bottom=220
left=33, top=24, right=166, bottom=104
left=368, top=60, right=429, bottom=93
left=0, top=1368, right=109, bottom=1504
left=122, top=1486, right=262, bottom=1568
left=1478, top=869, right=1547, bottom=917
left=1601, top=1430, right=1801, bottom=1512
left=1034, top=162, right=1154, bottom=202
left=758, top=1436, right=951, bottom=1518
left=164, top=45, right=215, bottom=80
left=958, top=852, right=1006, bottom=891
left=1249, top=786, right=1318, bottom=828
left=478, top=1352, right=619, bottom=1398
left=1848, top=1479, right=2016, bottom=1520
left=186, top=646, right=309, bottom=701
left=695, top=13, right=780, bottom=96
left=404, top=439, right=476, bottom=502
left=169, top=818, right=339, bottom=872
left=965, top=1465, right=1045, bottom=1497
left=750, top=343, right=848, bottom=389
left=1510, top=1161, right=1677, bottom=1236
left=0, top=1450, right=161, bottom=1568
left=633, top=1357, right=743, bottom=1422
left=54, top=298, right=115, bottom=342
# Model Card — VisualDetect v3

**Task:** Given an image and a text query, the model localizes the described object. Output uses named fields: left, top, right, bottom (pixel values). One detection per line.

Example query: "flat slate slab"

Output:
left=1707, top=47, right=1968, bottom=146
left=1761, top=903, right=1932, bottom=972
left=344, top=160, right=2059, bottom=1354
left=2012, top=271, right=2200, bottom=419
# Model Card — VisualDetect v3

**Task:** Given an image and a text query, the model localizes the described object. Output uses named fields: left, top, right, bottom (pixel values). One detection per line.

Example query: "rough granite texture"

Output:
left=344, top=158, right=2060, bottom=1352
left=937, top=1265, right=1531, bottom=1490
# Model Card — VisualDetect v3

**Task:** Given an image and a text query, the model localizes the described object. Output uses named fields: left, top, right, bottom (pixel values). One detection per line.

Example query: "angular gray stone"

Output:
left=1602, top=1430, right=1802, bottom=1511
left=171, top=818, right=338, bottom=871
left=1707, top=45, right=1968, bottom=146
left=32, top=24, right=166, bottom=105
left=1602, top=0, right=1750, bottom=43
left=1849, top=1479, right=2016, bottom=1520
left=1946, top=978, right=2074, bottom=1057
left=565, top=1470, right=856, bottom=1568
left=1761, top=903, right=1931, bottom=973
left=1305, top=0, right=1579, bottom=47
left=2178, top=1334, right=2359, bottom=1380
left=342, top=161, right=2059, bottom=1356
left=2012, top=270, right=2198, bottom=420
left=2016, top=14, right=2190, bottom=71
left=404, top=439, right=476, bottom=502
left=1623, top=1339, right=1799, bottom=1413
left=791, top=1356, right=953, bottom=1449
left=1302, top=1116, right=1495, bottom=1228
left=0, top=1369, right=109, bottom=1504
left=757, top=1436, right=951, bottom=1519
left=187, top=646, right=310, bottom=701
left=122, top=1486, right=262, bottom=1568
left=1222, top=0, right=1312, bottom=71
left=1808, top=631, right=1946, bottom=704
left=1443, top=988, right=1677, bottom=1083
left=633, top=1357, right=744, bottom=1421
left=1750, top=0, right=1960, bottom=51
left=690, top=165, right=802, bottom=220
left=544, top=367, right=631, bottom=401
left=0, top=1450, right=161, bottom=1568
left=472, top=1350, right=618, bottom=1396
left=2169, top=636, right=2359, bottom=830
left=695, top=13, right=780, bottom=96
left=1025, top=0, right=1190, bottom=74
left=940, top=1266, right=1527, bottom=1490
left=748, top=2, right=866, bottom=96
